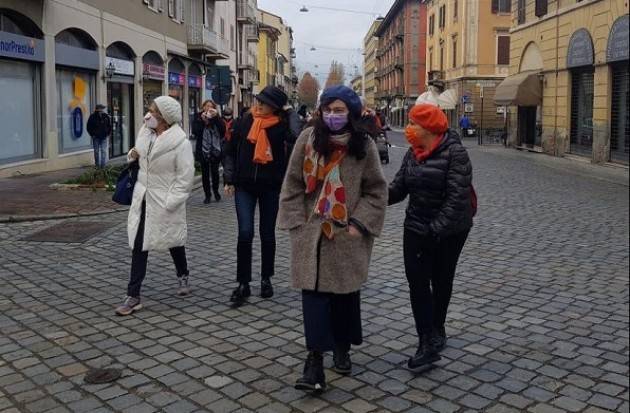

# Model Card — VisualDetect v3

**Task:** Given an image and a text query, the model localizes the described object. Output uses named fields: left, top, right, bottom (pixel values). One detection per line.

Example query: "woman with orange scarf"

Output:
left=389, top=104, right=474, bottom=372
left=223, top=86, right=295, bottom=306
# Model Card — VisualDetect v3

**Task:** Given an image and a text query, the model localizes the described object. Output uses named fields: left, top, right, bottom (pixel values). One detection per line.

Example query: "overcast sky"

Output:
left=257, top=0, right=397, bottom=86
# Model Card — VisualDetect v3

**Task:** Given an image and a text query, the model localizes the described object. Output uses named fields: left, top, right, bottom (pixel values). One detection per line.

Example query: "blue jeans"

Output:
left=234, top=188, right=280, bottom=283
left=92, top=138, right=108, bottom=168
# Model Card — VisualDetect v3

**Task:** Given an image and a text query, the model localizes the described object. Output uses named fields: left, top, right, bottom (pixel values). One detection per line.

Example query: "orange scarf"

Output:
left=405, top=126, right=444, bottom=162
left=247, top=112, right=280, bottom=164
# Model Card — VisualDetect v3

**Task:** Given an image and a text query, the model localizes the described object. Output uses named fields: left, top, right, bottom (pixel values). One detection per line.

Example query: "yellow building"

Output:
left=258, top=9, right=296, bottom=101
left=496, top=0, right=628, bottom=164
left=425, top=0, right=512, bottom=132
left=351, top=75, right=363, bottom=97
left=363, top=19, right=382, bottom=108
left=255, top=17, right=280, bottom=94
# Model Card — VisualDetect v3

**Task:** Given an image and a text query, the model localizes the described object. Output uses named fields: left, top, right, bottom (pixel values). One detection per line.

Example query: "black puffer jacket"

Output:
left=191, top=113, right=226, bottom=161
left=223, top=112, right=295, bottom=192
left=389, top=129, right=473, bottom=239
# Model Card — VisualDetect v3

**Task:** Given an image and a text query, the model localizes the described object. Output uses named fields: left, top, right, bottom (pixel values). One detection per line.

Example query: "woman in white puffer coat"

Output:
left=116, top=96, right=195, bottom=316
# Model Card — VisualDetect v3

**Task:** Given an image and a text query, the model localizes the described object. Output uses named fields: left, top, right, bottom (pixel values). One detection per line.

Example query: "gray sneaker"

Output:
left=115, top=296, right=142, bottom=316
left=177, top=276, right=190, bottom=296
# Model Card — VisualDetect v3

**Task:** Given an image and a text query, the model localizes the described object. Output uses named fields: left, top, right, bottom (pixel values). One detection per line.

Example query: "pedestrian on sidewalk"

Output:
left=389, top=103, right=473, bottom=372
left=86, top=104, right=112, bottom=169
left=192, top=100, right=226, bottom=204
left=459, top=113, right=471, bottom=138
left=278, top=85, right=387, bottom=393
left=116, top=96, right=195, bottom=316
left=223, top=86, right=296, bottom=306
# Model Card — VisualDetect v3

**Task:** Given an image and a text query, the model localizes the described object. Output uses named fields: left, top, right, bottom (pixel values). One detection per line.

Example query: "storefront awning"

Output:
left=438, top=88, right=458, bottom=110
left=494, top=70, right=542, bottom=106
left=415, top=89, right=440, bottom=106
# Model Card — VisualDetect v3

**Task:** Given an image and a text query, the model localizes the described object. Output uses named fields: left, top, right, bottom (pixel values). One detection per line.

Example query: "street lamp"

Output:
left=300, top=6, right=309, bottom=12
left=104, top=61, right=116, bottom=79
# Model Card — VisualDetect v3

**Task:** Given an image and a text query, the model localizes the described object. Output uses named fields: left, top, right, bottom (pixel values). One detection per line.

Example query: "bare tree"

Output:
left=298, top=72, right=320, bottom=109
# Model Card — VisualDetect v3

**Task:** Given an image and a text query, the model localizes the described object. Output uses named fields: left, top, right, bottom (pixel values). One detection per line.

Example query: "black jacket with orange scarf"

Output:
left=223, top=112, right=295, bottom=192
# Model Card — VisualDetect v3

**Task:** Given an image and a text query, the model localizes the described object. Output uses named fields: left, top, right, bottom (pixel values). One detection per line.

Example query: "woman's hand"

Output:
left=129, top=148, right=139, bottom=160
left=224, top=185, right=235, bottom=197
left=347, top=224, right=362, bottom=237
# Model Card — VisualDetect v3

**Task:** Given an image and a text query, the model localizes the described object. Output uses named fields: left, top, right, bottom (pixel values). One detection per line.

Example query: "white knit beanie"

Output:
left=154, top=96, right=182, bottom=126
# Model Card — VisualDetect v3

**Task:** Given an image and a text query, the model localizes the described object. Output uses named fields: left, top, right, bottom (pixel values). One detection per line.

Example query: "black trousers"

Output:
left=403, top=228, right=469, bottom=338
left=302, top=290, right=363, bottom=353
left=128, top=202, right=188, bottom=298
left=200, top=159, right=220, bottom=199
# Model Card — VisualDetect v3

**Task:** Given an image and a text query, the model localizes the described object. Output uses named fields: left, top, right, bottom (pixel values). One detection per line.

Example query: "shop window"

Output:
left=497, top=35, right=510, bottom=65
left=0, top=59, right=40, bottom=163
left=56, top=69, right=95, bottom=153
left=535, top=0, right=548, bottom=17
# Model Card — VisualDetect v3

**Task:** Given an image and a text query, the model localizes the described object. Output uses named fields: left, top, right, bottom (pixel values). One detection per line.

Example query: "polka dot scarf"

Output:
left=303, top=132, right=350, bottom=240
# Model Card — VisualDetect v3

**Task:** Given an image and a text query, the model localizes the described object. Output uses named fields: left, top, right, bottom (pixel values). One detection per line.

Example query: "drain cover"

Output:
left=84, top=368, right=122, bottom=384
left=23, top=221, right=109, bottom=243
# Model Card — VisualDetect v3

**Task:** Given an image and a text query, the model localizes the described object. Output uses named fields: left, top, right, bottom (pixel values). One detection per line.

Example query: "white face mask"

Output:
left=144, top=112, right=159, bottom=130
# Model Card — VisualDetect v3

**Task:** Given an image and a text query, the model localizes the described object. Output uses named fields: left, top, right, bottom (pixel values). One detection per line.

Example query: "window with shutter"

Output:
left=179, top=0, right=184, bottom=22
left=429, top=15, right=434, bottom=36
left=497, top=35, right=510, bottom=65
left=168, top=0, right=175, bottom=18
left=535, top=0, right=548, bottom=16
left=452, top=36, right=457, bottom=68
left=429, top=48, right=433, bottom=71
left=440, top=46, right=444, bottom=71
left=492, top=0, right=499, bottom=13
left=453, top=0, right=458, bottom=20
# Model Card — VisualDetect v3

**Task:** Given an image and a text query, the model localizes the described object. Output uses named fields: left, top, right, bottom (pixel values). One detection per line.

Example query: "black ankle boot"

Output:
left=408, top=332, right=441, bottom=372
left=295, top=351, right=326, bottom=393
left=230, top=283, right=251, bottom=305
left=260, top=277, right=274, bottom=298
left=214, top=191, right=221, bottom=202
left=333, top=343, right=352, bottom=375
left=431, top=325, right=447, bottom=352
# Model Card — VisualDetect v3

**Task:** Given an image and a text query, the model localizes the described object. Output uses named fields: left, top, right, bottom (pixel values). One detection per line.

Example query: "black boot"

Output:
left=431, top=325, right=447, bottom=352
left=260, top=277, right=274, bottom=299
left=230, top=283, right=251, bottom=306
left=203, top=196, right=211, bottom=204
left=295, top=351, right=326, bottom=393
left=333, top=343, right=352, bottom=375
left=214, top=191, right=221, bottom=202
left=408, top=332, right=441, bottom=372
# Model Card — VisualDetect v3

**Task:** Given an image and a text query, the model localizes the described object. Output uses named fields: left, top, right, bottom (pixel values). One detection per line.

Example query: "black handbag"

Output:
left=112, top=161, right=139, bottom=205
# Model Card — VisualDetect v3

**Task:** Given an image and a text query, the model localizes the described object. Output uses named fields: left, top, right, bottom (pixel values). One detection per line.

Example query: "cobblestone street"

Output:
left=1, top=136, right=628, bottom=413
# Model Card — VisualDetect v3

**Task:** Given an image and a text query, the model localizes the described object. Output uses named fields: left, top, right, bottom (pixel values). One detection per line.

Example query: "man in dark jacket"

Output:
left=86, top=104, right=111, bottom=168
left=389, top=103, right=473, bottom=372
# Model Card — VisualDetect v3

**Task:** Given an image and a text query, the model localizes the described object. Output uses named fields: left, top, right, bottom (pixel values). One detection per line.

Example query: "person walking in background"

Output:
left=279, top=85, right=387, bottom=393
left=223, top=86, right=296, bottom=307
left=222, top=107, right=235, bottom=141
left=116, top=96, right=195, bottom=316
left=86, top=104, right=112, bottom=169
left=389, top=104, right=473, bottom=372
left=459, top=113, right=471, bottom=138
left=192, top=100, right=226, bottom=204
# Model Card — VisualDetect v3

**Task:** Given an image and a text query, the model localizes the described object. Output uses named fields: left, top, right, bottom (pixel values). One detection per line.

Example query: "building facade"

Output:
left=350, top=75, right=363, bottom=97
left=363, top=19, right=382, bottom=109
left=375, top=0, right=428, bottom=128
left=496, top=0, right=628, bottom=164
left=424, top=0, right=512, bottom=133
left=0, top=0, right=268, bottom=177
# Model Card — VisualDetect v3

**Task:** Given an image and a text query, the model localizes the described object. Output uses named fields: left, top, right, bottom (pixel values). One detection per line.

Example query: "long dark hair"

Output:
left=313, top=99, right=375, bottom=160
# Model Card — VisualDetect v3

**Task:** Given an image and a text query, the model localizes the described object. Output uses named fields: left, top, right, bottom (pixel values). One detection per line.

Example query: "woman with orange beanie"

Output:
left=223, top=86, right=295, bottom=306
left=389, top=103, right=473, bottom=372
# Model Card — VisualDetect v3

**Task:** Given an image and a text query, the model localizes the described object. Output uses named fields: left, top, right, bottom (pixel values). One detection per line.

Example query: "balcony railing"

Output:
left=394, top=56, right=404, bottom=70
left=237, top=0, right=256, bottom=23
left=245, top=24, right=259, bottom=42
left=187, top=24, right=229, bottom=56
left=238, top=52, right=255, bottom=70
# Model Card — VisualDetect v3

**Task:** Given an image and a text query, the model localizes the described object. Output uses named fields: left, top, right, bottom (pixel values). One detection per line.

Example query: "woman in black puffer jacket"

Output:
left=389, top=103, right=473, bottom=373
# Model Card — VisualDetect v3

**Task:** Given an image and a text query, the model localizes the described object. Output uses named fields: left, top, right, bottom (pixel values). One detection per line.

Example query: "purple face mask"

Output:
left=323, top=112, right=349, bottom=132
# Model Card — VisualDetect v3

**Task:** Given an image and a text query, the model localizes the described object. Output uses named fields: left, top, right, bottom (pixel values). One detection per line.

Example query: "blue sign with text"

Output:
left=0, top=31, right=45, bottom=63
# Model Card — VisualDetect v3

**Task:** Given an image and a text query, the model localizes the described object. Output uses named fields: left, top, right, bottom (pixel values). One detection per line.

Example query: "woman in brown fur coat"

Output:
left=278, top=86, right=387, bottom=393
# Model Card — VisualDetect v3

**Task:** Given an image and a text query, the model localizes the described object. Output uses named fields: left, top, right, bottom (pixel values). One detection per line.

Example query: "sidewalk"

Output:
left=0, top=167, right=128, bottom=223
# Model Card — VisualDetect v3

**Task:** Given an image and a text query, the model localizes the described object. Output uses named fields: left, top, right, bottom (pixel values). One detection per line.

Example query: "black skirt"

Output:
left=302, top=290, right=363, bottom=352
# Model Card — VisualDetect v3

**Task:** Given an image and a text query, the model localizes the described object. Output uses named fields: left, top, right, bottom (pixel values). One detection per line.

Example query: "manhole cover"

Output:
left=84, top=368, right=122, bottom=384
left=23, top=221, right=109, bottom=243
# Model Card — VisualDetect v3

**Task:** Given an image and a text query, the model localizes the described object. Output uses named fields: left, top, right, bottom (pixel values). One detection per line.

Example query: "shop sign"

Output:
left=606, top=15, right=629, bottom=63
left=567, top=29, right=594, bottom=68
left=168, top=72, right=185, bottom=86
left=0, top=31, right=45, bottom=62
left=143, top=63, right=164, bottom=80
left=464, top=104, right=474, bottom=113
left=188, top=75, right=202, bottom=88
left=106, top=57, right=135, bottom=76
